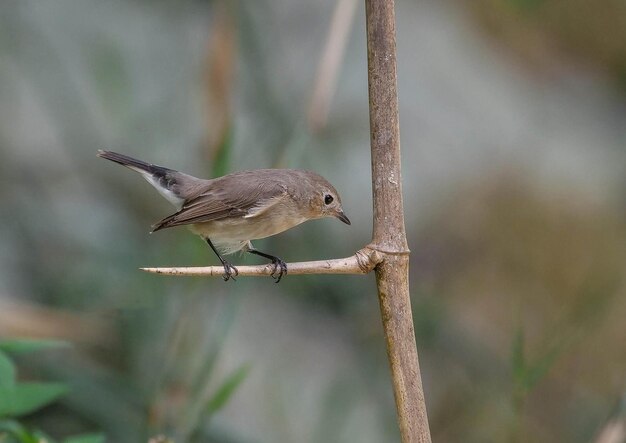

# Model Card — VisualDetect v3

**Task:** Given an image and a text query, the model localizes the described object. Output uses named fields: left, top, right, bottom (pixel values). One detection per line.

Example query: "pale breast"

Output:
left=189, top=209, right=309, bottom=242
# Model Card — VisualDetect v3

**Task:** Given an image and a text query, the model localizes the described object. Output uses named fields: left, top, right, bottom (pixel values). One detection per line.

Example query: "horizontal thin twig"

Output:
left=141, top=248, right=382, bottom=277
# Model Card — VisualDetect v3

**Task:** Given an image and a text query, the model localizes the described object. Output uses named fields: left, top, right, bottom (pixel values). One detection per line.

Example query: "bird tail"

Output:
left=97, top=150, right=174, bottom=176
left=97, top=150, right=191, bottom=209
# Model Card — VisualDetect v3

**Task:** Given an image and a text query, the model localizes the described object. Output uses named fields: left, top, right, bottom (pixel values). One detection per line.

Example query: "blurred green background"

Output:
left=1, top=0, right=625, bottom=442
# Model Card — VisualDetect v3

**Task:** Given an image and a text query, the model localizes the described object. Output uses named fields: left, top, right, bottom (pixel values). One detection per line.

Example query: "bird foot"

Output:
left=270, top=258, right=288, bottom=283
left=221, top=261, right=239, bottom=281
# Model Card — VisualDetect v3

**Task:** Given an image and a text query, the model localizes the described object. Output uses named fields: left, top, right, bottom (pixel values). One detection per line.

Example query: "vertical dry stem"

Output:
left=307, top=0, right=358, bottom=132
left=365, top=0, right=432, bottom=441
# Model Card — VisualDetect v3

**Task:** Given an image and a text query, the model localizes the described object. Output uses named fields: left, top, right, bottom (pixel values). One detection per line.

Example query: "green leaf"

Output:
left=524, top=342, right=566, bottom=391
left=205, top=364, right=250, bottom=415
left=0, top=339, right=70, bottom=355
left=0, top=419, right=37, bottom=443
left=0, top=382, right=67, bottom=417
left=63, top=433, right=106, bottom=443
left=30, top=429, right=55, bottom=443
left=0, top=351, right=16, bottom=388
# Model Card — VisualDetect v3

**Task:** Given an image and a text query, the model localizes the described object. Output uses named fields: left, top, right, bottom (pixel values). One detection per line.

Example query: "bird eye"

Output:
left=324, top=194, right=334, bottom=205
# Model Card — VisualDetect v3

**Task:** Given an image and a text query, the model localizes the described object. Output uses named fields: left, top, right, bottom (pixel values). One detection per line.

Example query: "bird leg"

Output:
left=205, top=238, right=238, bottom=281
left=247, top=249, right=288, bottom=283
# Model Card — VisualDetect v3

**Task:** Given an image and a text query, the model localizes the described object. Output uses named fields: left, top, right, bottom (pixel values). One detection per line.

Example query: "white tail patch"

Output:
left=140, top=172, right=185, bottom=209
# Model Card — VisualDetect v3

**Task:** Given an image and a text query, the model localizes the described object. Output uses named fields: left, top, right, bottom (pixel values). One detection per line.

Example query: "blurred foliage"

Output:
left=0, top=339, right=103, bottom=443
left=1, top=0, right=626, bottom=442
left=463, top=0, right=626, bottom=89
left=413, top=175, right=626, bottom=442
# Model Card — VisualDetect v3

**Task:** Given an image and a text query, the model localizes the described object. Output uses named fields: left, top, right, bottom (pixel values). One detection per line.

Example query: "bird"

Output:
left=97, top=150, right=351, bottom=282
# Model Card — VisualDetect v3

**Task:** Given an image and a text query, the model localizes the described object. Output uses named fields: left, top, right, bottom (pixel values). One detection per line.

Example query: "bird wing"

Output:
left=151, top=174, right=287, bottom=231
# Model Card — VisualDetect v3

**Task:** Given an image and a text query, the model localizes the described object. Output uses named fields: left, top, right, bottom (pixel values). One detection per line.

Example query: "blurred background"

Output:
left=1, top=0, right=625, bottom=442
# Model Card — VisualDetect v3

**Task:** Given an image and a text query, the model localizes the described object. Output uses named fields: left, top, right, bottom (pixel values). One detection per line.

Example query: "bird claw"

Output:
left=221, top=261, right=238, bottom=281
left=270, top=259, right=288, bottom=283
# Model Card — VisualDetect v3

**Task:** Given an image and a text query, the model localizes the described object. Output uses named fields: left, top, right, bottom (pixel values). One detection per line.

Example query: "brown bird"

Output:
left=97, top=150, right=350, bottom=282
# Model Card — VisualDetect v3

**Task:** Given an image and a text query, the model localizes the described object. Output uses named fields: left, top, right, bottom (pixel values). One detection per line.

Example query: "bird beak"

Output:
left=335, top=211, right=351, bottom=225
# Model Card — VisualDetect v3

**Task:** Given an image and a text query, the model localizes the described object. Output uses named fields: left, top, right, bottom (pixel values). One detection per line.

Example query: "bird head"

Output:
left=308, top=178, right=351, bottom=225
